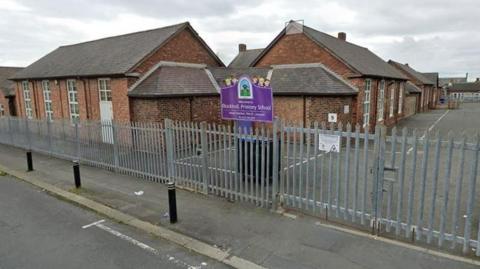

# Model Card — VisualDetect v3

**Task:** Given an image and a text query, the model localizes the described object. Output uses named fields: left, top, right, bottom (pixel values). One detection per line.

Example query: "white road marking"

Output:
left=407, top=110, right=449, bottom=154
left=82, top=220, right=206, bottom=268
left=82, top=219, right=105, bottom=229
left=284, top=153, right=324, bottom=171
left=96, top=223, right=159, bottom=255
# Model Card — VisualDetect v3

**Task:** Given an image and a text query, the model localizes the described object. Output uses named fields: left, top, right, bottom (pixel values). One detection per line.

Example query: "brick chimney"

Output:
left=239, top=43, right=247, bottom=52
left=338, top=32, right=346, bottom=41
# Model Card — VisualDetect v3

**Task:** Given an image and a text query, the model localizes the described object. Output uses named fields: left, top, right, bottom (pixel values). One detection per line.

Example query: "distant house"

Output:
left=0, top=66, right=23, bottom=116
left=248, top=20, right=408, bottom=129
left=439, top=75, right=468, bottom=88
left=423, top=72, right=440, bottom=103
left=10, top=22, right=224, bottom=123
left=128, top=62, right=358, bottom=125
left=228, top=44, right=263, bottom=68
left=388, top=60, right=436, bottom=111
left=447, top=79, right=480, bottom=101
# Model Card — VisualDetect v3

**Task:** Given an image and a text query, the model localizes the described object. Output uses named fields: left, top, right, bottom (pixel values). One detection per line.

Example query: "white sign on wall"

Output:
left=344, top=105, right=350, bottom=114
left=328, top=113, right=337, bottom=123
left=319, top=133, right=341, bottom=153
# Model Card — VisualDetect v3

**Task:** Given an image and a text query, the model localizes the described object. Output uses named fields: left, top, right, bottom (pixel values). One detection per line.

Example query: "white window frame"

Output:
left=22, top=81, right=33, bottom=119
left=98, top=78, right=112, bottom=102
left=67, top=79, right=80, bottom=122
left=0, top=104, right=4, bottom=116
left=42, top=80, right=53, bottom=121
left=377, top=80, right=385, bottom=121
left=389, top=82, right=395, bottom=118
left=363, top=79, right=371, bottom=127
left=398, top=82, right=404, bottom=114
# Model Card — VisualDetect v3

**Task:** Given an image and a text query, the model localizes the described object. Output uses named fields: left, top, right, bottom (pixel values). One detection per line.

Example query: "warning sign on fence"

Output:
left=319, top=133, right=341, bottom=153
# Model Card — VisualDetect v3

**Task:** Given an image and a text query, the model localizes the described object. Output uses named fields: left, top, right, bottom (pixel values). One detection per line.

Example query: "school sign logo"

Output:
left=238, top=77, right=253, bottom=99
left=221, top=75, right=273, bottom=122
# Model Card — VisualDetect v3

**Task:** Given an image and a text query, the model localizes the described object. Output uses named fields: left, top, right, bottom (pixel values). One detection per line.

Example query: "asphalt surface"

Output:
left=0, top=146, right=478, bottom=269
left=0, top=174, right=228, bottom=269
left=395, top=102, right=480, bottom=136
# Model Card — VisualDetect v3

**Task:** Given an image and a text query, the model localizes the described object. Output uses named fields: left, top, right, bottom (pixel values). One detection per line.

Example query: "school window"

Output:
left=42, top=80, right=53, bottom=121
left=389, top=82, right=395, bottom=118
left=363, top=79, right=371, bottom=127
left=22, top=81, right=33, bottom=119
left=377, top=80, right=385, bottom=121
left=67, top=79, right=79, bottom=122
left=398, top=82, right=404, bottom=114
left=98, top=78, right=112, bottom=102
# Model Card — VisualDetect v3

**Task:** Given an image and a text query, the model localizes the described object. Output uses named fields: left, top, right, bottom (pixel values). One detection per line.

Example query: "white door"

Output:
left=99, top=79, right=114, bottom=143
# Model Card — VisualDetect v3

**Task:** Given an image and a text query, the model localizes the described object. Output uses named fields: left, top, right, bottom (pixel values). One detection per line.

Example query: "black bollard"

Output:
left=73, top=160, right=81, bottom=188
left=26, top=151, right=33, bottom=172
left=167, top=181, right=177, bottom=224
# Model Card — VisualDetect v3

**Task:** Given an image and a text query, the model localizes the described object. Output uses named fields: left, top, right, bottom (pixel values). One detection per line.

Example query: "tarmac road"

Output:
left=0, top=174, right=228, bottom=269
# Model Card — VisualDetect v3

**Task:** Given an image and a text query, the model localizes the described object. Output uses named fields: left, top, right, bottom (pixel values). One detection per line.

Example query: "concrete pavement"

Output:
left=0, top=143, right=478, bottom=269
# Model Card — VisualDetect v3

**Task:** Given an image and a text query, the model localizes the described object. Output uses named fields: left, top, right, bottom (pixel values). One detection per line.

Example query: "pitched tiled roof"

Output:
left=12, top=22, right=224, bottom=80
left=269, top=63, right=357, bottom=96
left=405, top=81, right=422, bottom=94
left=251, top=22, right=407, bottom=80
left=388, top=60, right=433, bottom=85
left=0, top=66, right=23, bottom=96
left=228, top=49, right=263, bottom=68
left=422, top=72, right=439, bottom=88
left=303, top=26, right=407, bottom=80
left=128, top=62, right=218, bottom=97
left=447, top=82, right=480, bottom=93
left=130, top=62, right=357, bottom=97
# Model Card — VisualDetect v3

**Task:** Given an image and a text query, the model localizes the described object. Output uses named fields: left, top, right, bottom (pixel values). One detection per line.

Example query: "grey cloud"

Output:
left=1, top=0, right=480, bottom=78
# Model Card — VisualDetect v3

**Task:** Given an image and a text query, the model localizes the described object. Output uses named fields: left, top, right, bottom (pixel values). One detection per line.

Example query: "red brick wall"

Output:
left=306, top=96, right=354, bottom=127
left=130, top=98, right=191, bottom=123
left=191, top=96, right=223, bottom=123
left=273, top=96, right=305, bottom=125
left=13, top=77, right=131, bottom=122
left=133, top=28, right=222, bottom=74
left=130, top=96, right=226, bottom=124
left=255, top=33, right=356, bottom=77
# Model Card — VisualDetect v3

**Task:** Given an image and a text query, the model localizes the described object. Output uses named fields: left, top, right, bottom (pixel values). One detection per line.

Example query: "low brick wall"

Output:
left=130, top=95, right=355, bottom=127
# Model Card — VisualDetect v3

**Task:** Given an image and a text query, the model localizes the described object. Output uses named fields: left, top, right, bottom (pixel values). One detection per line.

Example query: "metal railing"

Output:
left=0, top=116, right=479, bottom=256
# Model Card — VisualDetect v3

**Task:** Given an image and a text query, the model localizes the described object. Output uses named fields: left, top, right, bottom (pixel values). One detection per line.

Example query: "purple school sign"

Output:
left=220, top=75, right=273, bottom=122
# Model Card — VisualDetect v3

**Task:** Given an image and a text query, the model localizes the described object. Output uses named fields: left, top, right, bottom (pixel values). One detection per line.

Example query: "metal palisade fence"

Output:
left=0, top=116, right=479, bottom=256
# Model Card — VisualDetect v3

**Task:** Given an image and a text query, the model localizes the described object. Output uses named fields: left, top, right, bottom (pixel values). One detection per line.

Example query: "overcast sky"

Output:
left=1, top=0, right=479, bottom=80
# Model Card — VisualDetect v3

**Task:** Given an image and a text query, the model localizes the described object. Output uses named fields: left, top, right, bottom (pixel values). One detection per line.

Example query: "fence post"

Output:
left=164, top=119, right=176, bottom=181
left=74, top=121, right=80, bottom=160
left=7, top=117, right=14, bottom=146
left=47, top=119, right=52, bottom=154
left=25, top=117, right=31, bottom=151
left=271, top=117, right=280, bottom=211
left=111, top=122, right=120, bottom=171
left=200, top=122, right=209, bottom=194
left=371, top=124, right=386, bottom=233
